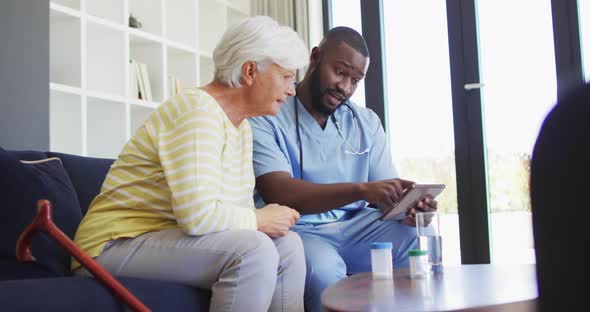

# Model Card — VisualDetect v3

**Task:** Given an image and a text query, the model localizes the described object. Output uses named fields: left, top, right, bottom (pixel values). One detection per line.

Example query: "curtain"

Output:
left=252, top=0, right=310, bottom=79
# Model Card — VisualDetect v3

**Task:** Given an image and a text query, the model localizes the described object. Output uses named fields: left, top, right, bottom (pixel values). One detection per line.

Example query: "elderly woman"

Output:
left=73, top=16, right=309, bottom=312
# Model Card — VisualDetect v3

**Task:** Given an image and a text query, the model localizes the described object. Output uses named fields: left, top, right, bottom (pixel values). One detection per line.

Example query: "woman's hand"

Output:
left=255, top=204, right=300, bottom=238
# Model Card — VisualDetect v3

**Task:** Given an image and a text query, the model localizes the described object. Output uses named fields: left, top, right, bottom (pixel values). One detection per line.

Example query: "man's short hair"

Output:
left=320, top=26, right=369, bottom=57
left=213, top=16, right=309, bottom=87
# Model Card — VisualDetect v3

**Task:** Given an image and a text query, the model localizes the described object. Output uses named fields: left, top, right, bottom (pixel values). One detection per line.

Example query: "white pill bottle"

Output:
left=370, top=242, right=393, bottom=279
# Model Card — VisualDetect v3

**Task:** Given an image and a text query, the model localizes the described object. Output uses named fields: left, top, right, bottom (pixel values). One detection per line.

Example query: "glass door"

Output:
left=330, top=0, right=366, bottom=107
left=580, top=0, right=590, bottom=81
left=476, top=0, right=557, bottom=264
left=382, top=1, right=461, bottom=265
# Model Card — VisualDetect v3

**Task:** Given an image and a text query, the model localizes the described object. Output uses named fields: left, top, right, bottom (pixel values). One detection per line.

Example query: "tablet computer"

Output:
left=379, top=183, right=445, bottom=221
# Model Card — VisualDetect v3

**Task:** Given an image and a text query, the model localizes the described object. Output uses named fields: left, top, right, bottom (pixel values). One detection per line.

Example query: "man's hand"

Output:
left=255, top=203, right=300, bottom=238
left=360, top=178, right=415, bottom=209
left=402, top=196, right=438, bottom=227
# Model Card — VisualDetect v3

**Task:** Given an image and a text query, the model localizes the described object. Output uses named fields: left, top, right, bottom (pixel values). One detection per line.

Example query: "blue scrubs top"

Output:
left=249, top=95, right=398, bottom=224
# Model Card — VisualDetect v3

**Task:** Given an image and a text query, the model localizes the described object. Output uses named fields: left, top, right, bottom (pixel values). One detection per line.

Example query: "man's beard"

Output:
left=309, top=64, right=347, bottom=116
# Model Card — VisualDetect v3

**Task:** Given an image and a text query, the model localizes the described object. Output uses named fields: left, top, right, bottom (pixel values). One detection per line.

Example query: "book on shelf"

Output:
left=167, top=75, right=182, bottom=97
left=129, top=60, right=139, bottom=99
left=139, top=63, right=153, bottom=102
left=129, top=59, right=152, bottom=102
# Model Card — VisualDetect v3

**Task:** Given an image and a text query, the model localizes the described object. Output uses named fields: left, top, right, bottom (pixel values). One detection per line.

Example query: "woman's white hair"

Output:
left=212, top=16, right=309, bottom=87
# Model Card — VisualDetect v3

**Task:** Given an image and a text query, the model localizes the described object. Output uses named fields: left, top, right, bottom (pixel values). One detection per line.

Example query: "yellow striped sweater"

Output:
left=72, top=88, right=257, bottom=269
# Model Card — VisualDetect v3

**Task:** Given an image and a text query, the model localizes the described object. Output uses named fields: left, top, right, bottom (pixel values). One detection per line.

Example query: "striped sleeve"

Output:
left=158, top=107, right=257, bottom=235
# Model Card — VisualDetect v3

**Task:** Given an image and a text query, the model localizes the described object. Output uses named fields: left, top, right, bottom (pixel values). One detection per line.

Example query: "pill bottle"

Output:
left=409, top=249, right=429, bottom=278
left=370, top=242, right=393, bottom=279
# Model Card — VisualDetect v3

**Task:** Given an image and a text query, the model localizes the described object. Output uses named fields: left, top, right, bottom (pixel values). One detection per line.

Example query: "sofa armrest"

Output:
left=16, top=200, right=151, bottom=312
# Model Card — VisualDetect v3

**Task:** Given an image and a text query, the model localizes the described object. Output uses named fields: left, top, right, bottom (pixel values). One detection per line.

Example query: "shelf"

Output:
left=226, top=0, right=250, bottom=15
left=198, top=50, right=213, bottom=59
left=86, top=0, right=125, bottom=25
left=199, top=56, right=215, bottom=85
left=131, top=106, right=155, bottom=135
left=86, top=14, right=127, bottom=32
left=167, top=0, right=197, bottom=48
left=86, top=97, right=127, bottom=158
left=50, top=9, right=81, bottom=87
left=50, top=83, right=82, bottom=96
left=129, top=28, right=163, bottom=45
left=198, top=0, right=226, bottom=54
left=50, top=90, right=82, bottom=155
left=130, top=34, right=164, bottom=102
left=50, top=0, right=80, bottom=11
left=168, top=47, right=198, bottom=92
left=86, top=90, right=127, bottom=104
left=48, top=0, right=252, bottom=159
left=50, top=2, right=81, bottom=17
left=129, top=0, right=163, bottom=36
left=129, top=28, right=199, bottom=54
left=129, top=98, right=160, bottom=109
left=86, top=23, right=126, bottom=96
left=166, top=41, right=197, bottom=54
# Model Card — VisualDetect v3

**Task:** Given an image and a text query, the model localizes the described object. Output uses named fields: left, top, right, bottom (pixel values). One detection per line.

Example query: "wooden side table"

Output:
left=321, top=264, right=538, bottom=312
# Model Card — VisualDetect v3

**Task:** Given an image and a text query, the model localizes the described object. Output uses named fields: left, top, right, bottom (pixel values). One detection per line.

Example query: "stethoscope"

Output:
left=295, top=89, right=369, bottom=179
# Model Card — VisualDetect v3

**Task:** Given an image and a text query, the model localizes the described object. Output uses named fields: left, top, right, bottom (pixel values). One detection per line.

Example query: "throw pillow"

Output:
left=0, top=147, right=82, bottom=276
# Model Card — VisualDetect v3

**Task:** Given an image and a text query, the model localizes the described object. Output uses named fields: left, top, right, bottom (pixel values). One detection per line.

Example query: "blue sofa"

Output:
left=0, top=149, right=210, bottom=311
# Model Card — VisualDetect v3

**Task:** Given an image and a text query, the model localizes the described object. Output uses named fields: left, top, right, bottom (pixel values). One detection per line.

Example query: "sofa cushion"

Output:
left=0, top=258, right=56, bottom=280
left=47, top=152, right=114, bottom=214
left=10, top=150, right=48, bottom=162
left=0, top=276, right=211, bottom=311
left=0, top=147, right=82, bottom=276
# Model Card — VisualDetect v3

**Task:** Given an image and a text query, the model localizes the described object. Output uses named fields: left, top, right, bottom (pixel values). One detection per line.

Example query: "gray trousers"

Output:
left=75, top=228, right=305, bottom=312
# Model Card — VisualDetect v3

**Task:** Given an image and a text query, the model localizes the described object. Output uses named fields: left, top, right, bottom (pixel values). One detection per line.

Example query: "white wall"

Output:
left=0, top=0, right=49, bottom=150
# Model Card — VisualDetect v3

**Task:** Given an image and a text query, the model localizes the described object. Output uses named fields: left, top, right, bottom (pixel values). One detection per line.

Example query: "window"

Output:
left=382, top=0, right=461, bottom=265
left=476, top=0, right=557, bottom=264
left=330, top=0, right=366, bottom=107
left=327, top=0, right=583, bottom=264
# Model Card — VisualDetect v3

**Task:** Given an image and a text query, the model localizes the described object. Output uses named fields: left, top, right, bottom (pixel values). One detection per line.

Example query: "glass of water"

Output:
left=416, top=211, right=443, bottom=272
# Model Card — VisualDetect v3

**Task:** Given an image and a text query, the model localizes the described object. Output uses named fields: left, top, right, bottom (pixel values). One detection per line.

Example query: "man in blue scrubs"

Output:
left=249, top=27, right=438, bottom=311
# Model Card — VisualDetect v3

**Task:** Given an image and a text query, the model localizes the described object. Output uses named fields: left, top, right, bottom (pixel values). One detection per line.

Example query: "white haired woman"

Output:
left=73, top=16, right=309, bottom=311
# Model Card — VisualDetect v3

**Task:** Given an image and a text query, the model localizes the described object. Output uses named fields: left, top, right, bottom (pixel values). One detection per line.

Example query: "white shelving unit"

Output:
left=49, top=0, right=251, bottom=158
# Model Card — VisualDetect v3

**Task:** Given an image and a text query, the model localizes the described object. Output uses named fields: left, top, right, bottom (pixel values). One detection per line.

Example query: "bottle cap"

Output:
left=370, top=242, right=393, bottom=249
left=408, top=250, right=428, bottom=256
